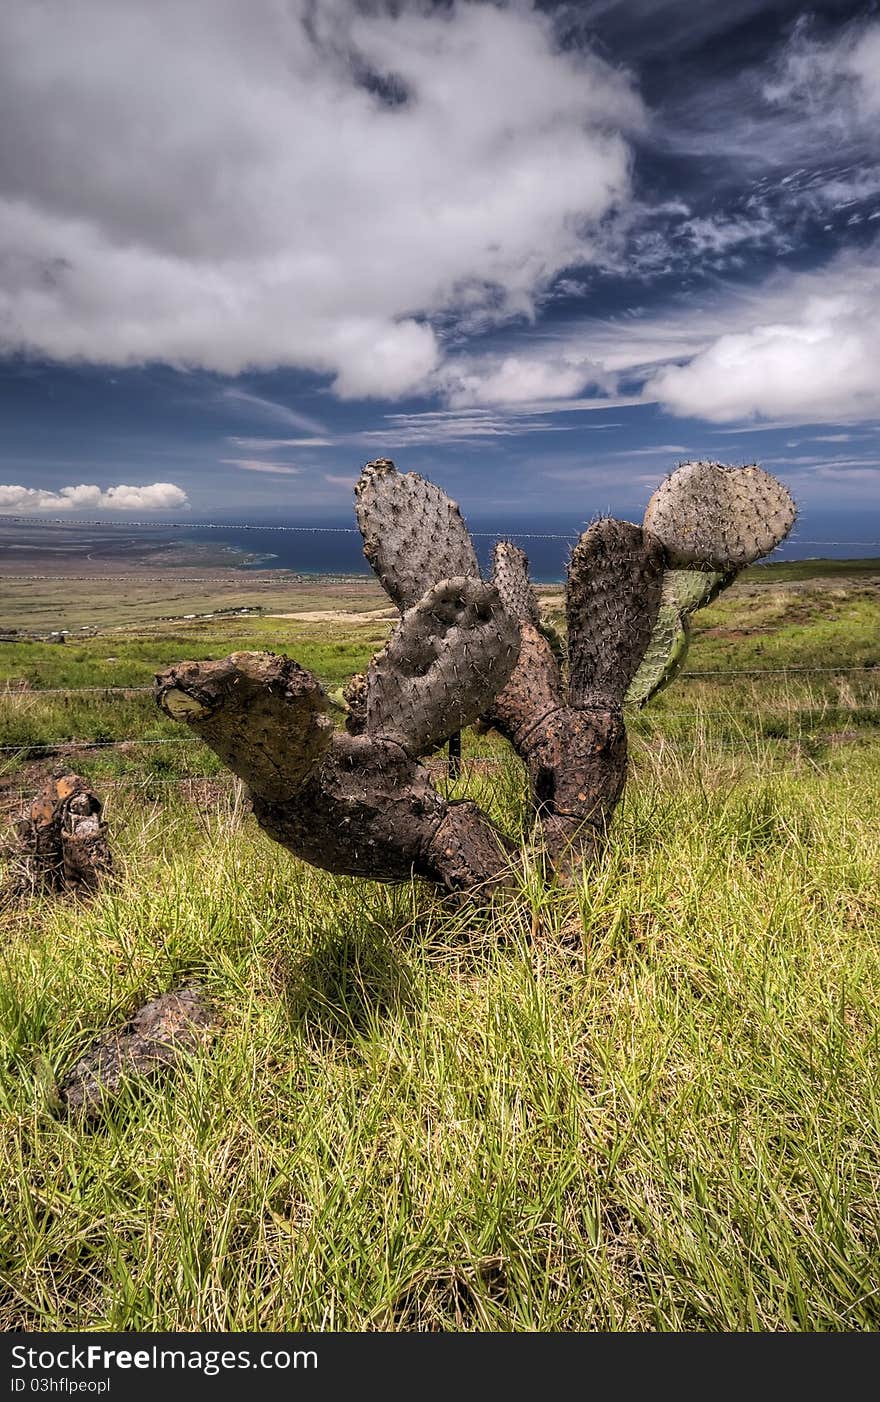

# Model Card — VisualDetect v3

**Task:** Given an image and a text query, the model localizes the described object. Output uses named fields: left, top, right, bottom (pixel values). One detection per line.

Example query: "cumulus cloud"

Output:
left=0, top=482, right=189, bottom=512
left=437, top=238, right=880, bottom=426
left=644, top=246, right=880, bottom=423
left=0, top=0, right=641, bottom=397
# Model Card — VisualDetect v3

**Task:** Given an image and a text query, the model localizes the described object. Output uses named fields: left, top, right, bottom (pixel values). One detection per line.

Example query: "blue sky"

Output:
left=1, top=0, right=879, bottom=526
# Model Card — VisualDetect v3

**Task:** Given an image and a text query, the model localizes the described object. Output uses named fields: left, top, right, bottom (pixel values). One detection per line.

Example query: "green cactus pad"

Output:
left=665, top=567, right=732, bottom=614
left=625, top=604, right=690, bottom=706
left=626, top=567, right=736, bottom=706
left=365, top=576, right=520, bottom=756
left=566, top=519, right=665, bottom=709
left=355, top=459, right=480, bottom=612
left=643, top=460, right=796, bottom=570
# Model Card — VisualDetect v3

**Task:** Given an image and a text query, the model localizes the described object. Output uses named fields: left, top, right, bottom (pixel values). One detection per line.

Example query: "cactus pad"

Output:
left=664, top=566, right=733, bottom=615
left=156, top=652, right=333, bottom=802
left=566, top=520, right=665, bottom=709
left=491, top=541, right=540, bottom=626
left=365, top=576, right=519, bottom=755
left=626, top=567, right=734, bottom=706
left=355, top=459, right=480, bottom=611
left=643, top=460, right=796, bottom=570
left=625, top=603, right=690, bottom=706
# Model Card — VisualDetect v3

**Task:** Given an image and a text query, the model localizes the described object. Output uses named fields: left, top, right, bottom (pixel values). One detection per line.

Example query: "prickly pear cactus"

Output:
left=630, top=459, right=795, bottom=709
left=644, top=460, right=796, bottom=570
left=566, top=519, right=665, bottom=709
left=492, top=541, right=540, bottom=626
left=626, top=568, right=732, bottom=707
left=156, top=455, right=798, bottom=902
left=365, top=576, right=519, bottom=756
left=157, top=652, right=333, bottom=802
left=355, top=459, right=479, bottom=612
left=10, top=774, right=112, bottom=894
left=625, top=603, right=690, bottom=708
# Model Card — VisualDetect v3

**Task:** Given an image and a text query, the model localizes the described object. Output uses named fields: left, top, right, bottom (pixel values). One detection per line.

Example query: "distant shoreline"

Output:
left=2, top=514, right=880, bottom=583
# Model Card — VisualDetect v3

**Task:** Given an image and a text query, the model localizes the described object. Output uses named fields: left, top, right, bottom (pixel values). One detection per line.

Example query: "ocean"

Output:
left=174, top=506, right=880, bottom=582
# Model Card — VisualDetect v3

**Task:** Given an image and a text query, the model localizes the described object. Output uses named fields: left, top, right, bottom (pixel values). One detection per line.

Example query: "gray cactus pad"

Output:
left=644, top=460, right=796, bottom=570
left=491, top=541, right=540, bottom=626
left=566, top=519, right=665, bottom=708
left=365, top=576, right=520, bottom=755
left=156, top=652, right=333, bottom=802
left=355, top=459, right=480, bottom=611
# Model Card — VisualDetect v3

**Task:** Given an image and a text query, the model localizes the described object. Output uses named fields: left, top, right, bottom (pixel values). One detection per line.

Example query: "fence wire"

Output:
left=1, top=662, right=877, bottom=699
left=3, top=515, right=880, bottom=547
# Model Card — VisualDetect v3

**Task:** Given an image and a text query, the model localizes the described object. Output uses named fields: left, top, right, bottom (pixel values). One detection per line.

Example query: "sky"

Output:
left=1, top=0, right=879, bottom=529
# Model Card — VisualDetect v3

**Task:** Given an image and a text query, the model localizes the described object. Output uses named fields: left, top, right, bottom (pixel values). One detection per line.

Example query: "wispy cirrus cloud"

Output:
left=358, top=411, right=574, bottom=447
left=226, top=403, right=631, bottom=453
left=764, top=16, right=880, bottom=129
left=220, top=459, right=302, bottom=476
left=217, top=391, right=328, bottom=435
left=227, top=437, right=336, bottom=450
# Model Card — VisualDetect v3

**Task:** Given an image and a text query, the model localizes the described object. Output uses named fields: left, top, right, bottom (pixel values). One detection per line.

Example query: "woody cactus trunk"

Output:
left=155, top=458, right=795, bottom=897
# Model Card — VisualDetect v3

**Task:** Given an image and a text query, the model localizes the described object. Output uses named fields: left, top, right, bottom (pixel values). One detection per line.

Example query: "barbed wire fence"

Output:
left=2, top=662, right=877, bottom=760
left=1, top=523, right=877, bottom=788
left=3, top=513, right=880, bottom=546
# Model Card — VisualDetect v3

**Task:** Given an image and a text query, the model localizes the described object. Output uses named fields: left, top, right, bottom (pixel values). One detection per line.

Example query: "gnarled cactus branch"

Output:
left=155, top=455, right=796, bottom=901
left=156, top=573, right=519, bottom=898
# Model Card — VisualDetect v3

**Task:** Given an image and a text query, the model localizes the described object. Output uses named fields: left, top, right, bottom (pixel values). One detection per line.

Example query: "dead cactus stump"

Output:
left=12, top=774, right=112, bottom=894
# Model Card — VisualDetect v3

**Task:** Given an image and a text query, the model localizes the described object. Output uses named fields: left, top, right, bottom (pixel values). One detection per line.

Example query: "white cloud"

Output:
left=644, top=246, right=880, bottom=423
left=0, top=482, right=189, bottom=512
left=609, top=444, right=692, bottom=457
left=360, top=411, right=574, bottom=446
left=227, top=437, right=336, bottom=449
left=435, top=240, right=880, bottom=427
left=218, top=391, right=327, bottom=435
left=438, top=353, right=611, bottom=407
left=0, top=0, right=641, bottom=397
left=765, top=18, right=880, bottom=128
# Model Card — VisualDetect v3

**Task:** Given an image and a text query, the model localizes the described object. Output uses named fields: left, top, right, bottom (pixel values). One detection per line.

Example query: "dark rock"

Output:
left=60, top=986, right=215, bottom=1119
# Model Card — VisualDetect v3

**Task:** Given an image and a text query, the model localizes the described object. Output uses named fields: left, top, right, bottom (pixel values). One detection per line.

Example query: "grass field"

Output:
left=1, top=559, right=879, bottom=1330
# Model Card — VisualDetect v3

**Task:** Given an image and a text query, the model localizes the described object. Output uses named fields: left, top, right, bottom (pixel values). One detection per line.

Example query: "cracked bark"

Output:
left=483, top=623, right=627, bottom=878
left=156, top=655, right=513, bottom=899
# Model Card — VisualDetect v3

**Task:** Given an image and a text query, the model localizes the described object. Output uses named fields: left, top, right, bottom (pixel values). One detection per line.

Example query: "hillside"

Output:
left=1, top=560, right=878, bottom=1330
